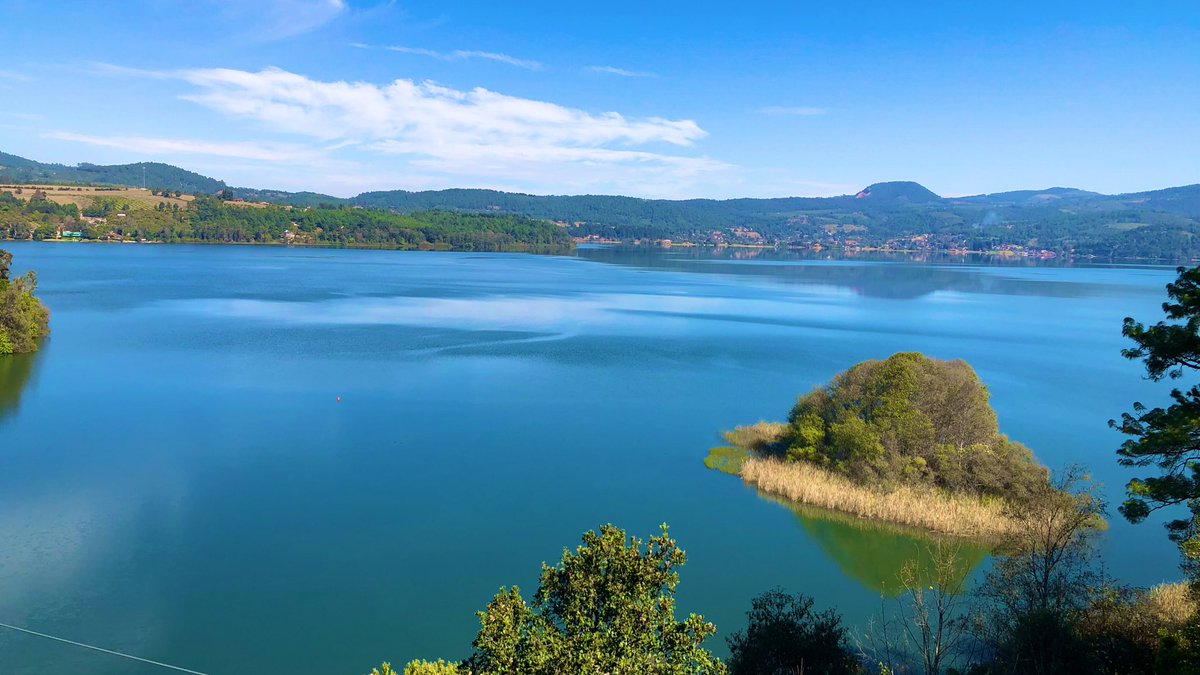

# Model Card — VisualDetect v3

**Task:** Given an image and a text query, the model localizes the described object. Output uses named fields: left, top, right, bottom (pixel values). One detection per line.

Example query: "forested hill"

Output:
left=4, top=150, right=1200, bottom=259
left=0, top=152, right=227, bottom=195
left=354, top=182, right=1200, bottom=259
left=0, top=191, right=573, bottom=253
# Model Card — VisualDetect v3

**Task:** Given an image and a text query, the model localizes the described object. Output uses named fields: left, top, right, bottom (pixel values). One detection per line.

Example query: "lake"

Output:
left=0, top=242, right=1185, bottom=674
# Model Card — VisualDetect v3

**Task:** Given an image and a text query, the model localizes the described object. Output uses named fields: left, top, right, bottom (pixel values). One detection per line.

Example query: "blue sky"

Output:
left=0, top=0, right=1197, bottom=198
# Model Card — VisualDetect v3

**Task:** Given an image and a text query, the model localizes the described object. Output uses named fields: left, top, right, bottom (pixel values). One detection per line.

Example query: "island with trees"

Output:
left=705, top=352, right=1057, bottom=541
left=0, top=248, right=49, bottom=354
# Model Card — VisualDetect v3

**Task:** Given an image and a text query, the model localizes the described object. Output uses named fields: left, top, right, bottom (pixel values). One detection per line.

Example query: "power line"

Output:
left=0, top=621, right=210, bottom=674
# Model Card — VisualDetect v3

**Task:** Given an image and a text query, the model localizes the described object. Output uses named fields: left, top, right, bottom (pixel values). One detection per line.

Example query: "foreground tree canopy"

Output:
left=465, top=524, right=725, bottom=675
left=0, top=248, right=50, bottom=354
left=367, top=519, right=1199, bottom=675
left=1114, top=264, right=1200, bottom=578
left=369, top=524, right=725, bottom=675
left=782, top=352, right=1050, bottom=504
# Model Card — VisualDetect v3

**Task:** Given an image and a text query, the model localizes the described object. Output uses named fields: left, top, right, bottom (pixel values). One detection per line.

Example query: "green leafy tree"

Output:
left=466, top=524, right=725, bottom=675
left=727, top=589, right=856, bottom=675
left=0, top=249, right=50, bottom=354
left=1113, top=265, right=1200, bottom=579
left=781, top=352, right=1048, bottom=503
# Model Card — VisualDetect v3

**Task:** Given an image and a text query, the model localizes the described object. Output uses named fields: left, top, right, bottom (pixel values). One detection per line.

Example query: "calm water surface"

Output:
left=0, top=243, right=1184, bottom=673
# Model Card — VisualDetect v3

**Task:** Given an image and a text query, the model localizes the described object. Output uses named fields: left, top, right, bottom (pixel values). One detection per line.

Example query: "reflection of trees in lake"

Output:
left=759, top=492, right=988, bottom=595
left=0, top=351, right=40, bottom=424
left=578, top=246, right=1122, bottom=300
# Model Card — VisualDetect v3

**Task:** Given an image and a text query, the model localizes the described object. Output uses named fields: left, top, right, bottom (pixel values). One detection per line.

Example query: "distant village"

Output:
left=570, top=224, right=1059, bottom=258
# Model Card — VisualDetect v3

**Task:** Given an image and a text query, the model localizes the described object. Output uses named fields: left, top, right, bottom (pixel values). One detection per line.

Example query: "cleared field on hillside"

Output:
left=0, top=184, right=193, bottom=210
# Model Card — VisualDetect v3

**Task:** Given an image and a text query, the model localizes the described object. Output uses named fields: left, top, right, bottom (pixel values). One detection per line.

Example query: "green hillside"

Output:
left=3, top=150, right=1199, bottom=259
left=0, top=188, right=572, bottom=253
left=0, top=153, right=227, bottom=194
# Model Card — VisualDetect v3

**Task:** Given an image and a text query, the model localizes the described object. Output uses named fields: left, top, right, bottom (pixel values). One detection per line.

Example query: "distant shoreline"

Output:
left=13, top=237, right=1189, bottom=264
left=2, top=237, right=572, bottom=255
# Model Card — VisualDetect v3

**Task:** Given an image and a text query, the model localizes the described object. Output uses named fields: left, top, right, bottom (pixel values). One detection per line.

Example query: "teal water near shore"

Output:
left=0, top=243, right=1183, bottom=673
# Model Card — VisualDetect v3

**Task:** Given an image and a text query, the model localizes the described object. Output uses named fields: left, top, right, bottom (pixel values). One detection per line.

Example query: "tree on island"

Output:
left=0, top=248, right=50, bottom=354
left=706, top=352, right=1058, bottom=540
left=783, top=352, right=1050, bottom=504
left=1114, top=264, right=1200, bottom=584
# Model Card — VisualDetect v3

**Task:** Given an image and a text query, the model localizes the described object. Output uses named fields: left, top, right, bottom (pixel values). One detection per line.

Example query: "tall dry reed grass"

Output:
left=739, top=456, right=1021, bottom=541
left=721, top=422, right=787, bottom=454
left=1144, top=582, right=1198, bottom=628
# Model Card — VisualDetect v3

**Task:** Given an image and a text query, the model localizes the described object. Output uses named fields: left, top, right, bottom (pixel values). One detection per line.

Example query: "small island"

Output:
left=0, top=248, right=50, bottom=354
left=706, top=352, right=1056, bottom=542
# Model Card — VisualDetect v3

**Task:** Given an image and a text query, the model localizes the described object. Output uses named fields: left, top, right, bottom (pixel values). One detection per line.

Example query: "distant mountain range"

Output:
left=3, top=150, right=1199, bottom=259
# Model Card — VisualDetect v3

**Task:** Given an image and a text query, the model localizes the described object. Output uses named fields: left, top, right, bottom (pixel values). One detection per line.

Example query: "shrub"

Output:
left=727, top=589, right=857, bottom=675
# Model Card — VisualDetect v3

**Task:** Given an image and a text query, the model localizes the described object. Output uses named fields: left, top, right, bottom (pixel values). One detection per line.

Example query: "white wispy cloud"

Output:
left=452, top=50, right=543, bottom=70
left=45, top=131, right=328, bottom=163
left=176, top=67, right=710, bottom=152
left=0, top=70, right=33, bottom=82
left=760, top=106, right=828, bottom=116
left=383, top=45, right=442, bottom=58
left=84, top=65, right=732, bottom=197
left=91, top=62, right=177, bottom=80
left=376, top=44, right=543, bottom=70
left=588, top=66, right=657, bottom=78
left=216, top=0, right=347, bottom=40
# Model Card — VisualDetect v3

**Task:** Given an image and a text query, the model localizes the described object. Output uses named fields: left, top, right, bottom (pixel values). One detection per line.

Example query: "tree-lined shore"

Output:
left=0, top=188, right=574, bottom=254
left=3, top=150, right=1200, bottom=259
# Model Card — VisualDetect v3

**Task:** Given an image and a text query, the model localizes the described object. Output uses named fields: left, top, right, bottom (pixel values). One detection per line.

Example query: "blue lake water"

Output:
left=0, top=242, right=1186, bottom=673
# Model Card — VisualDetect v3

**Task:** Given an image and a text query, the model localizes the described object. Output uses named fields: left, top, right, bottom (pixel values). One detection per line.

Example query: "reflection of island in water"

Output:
left=578, top=246, right=1148, bottom=300
left=759, top=491, right=988, bottom=595
left=0, top=352, right=41, bottom=424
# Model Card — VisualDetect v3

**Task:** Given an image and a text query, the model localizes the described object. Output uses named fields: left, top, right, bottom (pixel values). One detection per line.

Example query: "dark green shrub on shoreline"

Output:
left=727, top=589, right=857, bottom=675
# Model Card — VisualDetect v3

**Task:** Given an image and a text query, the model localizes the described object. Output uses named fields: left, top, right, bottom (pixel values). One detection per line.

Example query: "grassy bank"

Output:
left=738, top=456, right=1021, bottom=541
